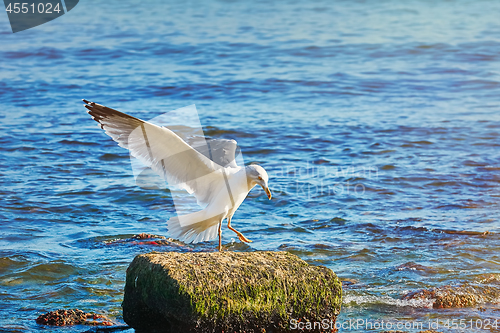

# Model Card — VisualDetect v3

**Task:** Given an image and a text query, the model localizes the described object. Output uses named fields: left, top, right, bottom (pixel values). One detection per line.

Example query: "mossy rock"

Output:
left=122, top=251, right=342, bottom=332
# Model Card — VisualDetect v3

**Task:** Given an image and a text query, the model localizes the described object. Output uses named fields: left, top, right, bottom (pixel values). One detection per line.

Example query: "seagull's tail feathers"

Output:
left=167, top=211, right=224, bottom=244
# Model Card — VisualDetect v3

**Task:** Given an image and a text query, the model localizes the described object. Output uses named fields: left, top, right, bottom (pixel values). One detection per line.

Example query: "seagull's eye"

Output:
left=257, top=176, right=262, bottom=181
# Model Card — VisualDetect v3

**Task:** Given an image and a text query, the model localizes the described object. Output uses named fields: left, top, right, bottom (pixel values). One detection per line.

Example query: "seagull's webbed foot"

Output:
left=237, top=233, right=253, bottom=243
left=227, top=216, right=252, bottom=243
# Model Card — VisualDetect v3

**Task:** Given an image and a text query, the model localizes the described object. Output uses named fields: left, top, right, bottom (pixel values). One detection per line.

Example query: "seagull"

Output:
left=83, top=100, right=272, bottom=251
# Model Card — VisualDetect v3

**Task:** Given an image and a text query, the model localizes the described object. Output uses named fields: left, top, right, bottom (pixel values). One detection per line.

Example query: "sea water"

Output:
left=1, top=0, right=499, bottom=332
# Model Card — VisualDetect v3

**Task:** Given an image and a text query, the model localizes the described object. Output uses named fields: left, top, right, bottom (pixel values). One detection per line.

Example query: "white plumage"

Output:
left=83, top=100, right=271, bottom=250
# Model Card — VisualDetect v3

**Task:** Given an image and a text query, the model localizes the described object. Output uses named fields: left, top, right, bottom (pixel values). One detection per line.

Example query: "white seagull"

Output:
left=83, top=100, right=272, bottom=251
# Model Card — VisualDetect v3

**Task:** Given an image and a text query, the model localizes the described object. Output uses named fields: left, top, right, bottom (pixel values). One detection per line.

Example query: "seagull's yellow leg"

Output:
left=218, top=220, right=223, bottom=252
left=227, top=216, right=252, bottom=243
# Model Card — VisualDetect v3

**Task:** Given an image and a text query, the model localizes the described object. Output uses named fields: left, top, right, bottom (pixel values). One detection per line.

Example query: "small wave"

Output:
left=57, top=140, right=98, bottom=146
left=99, top=153, right=129, bottom=161
left=3, top=47, right=63, bottom=60
left=395, top=262, right=437, bottom=274
left=203, top=126, right=257, bottom=138
left=343, top=294, right=433, bottom=308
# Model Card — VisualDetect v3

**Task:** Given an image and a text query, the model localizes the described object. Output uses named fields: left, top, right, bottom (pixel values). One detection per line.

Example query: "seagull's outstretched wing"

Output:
left=83, top=99, right=223, bottom=206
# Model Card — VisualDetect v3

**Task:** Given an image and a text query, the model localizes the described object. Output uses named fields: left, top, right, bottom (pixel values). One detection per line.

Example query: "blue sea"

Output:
left=1, top=0, right=500, bottom=332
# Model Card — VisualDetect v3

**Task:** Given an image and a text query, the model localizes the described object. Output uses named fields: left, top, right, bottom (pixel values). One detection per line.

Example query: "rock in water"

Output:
left=403, top=283, right=500, bottom=308
left=122, top=251, right=342, bottom=332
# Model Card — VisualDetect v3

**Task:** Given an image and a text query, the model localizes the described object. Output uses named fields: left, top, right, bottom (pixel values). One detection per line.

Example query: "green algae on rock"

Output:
left=122, top=251, right=342, bottom=332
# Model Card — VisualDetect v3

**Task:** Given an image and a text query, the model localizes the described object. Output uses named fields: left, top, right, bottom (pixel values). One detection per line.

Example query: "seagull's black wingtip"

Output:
left=82, top=99, right=91, bottom=104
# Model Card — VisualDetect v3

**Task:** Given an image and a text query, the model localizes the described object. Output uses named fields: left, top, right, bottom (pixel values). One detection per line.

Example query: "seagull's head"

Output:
left=247, top=164, right=272, bottom=200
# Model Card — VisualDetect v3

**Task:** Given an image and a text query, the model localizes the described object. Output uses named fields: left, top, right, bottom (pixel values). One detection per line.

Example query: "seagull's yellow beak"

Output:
left=264, top=187, right=272, bottom=200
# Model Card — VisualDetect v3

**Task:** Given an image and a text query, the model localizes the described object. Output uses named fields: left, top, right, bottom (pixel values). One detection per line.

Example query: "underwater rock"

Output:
left=35, top=309, right=114, bottom=326
left=395, top=262, right=437, bottom=274
left=122, top=251, right=342, bottom=332
left=103, top=233, right=189, bottom=248
left=403, top=283, right=500, bottom=308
